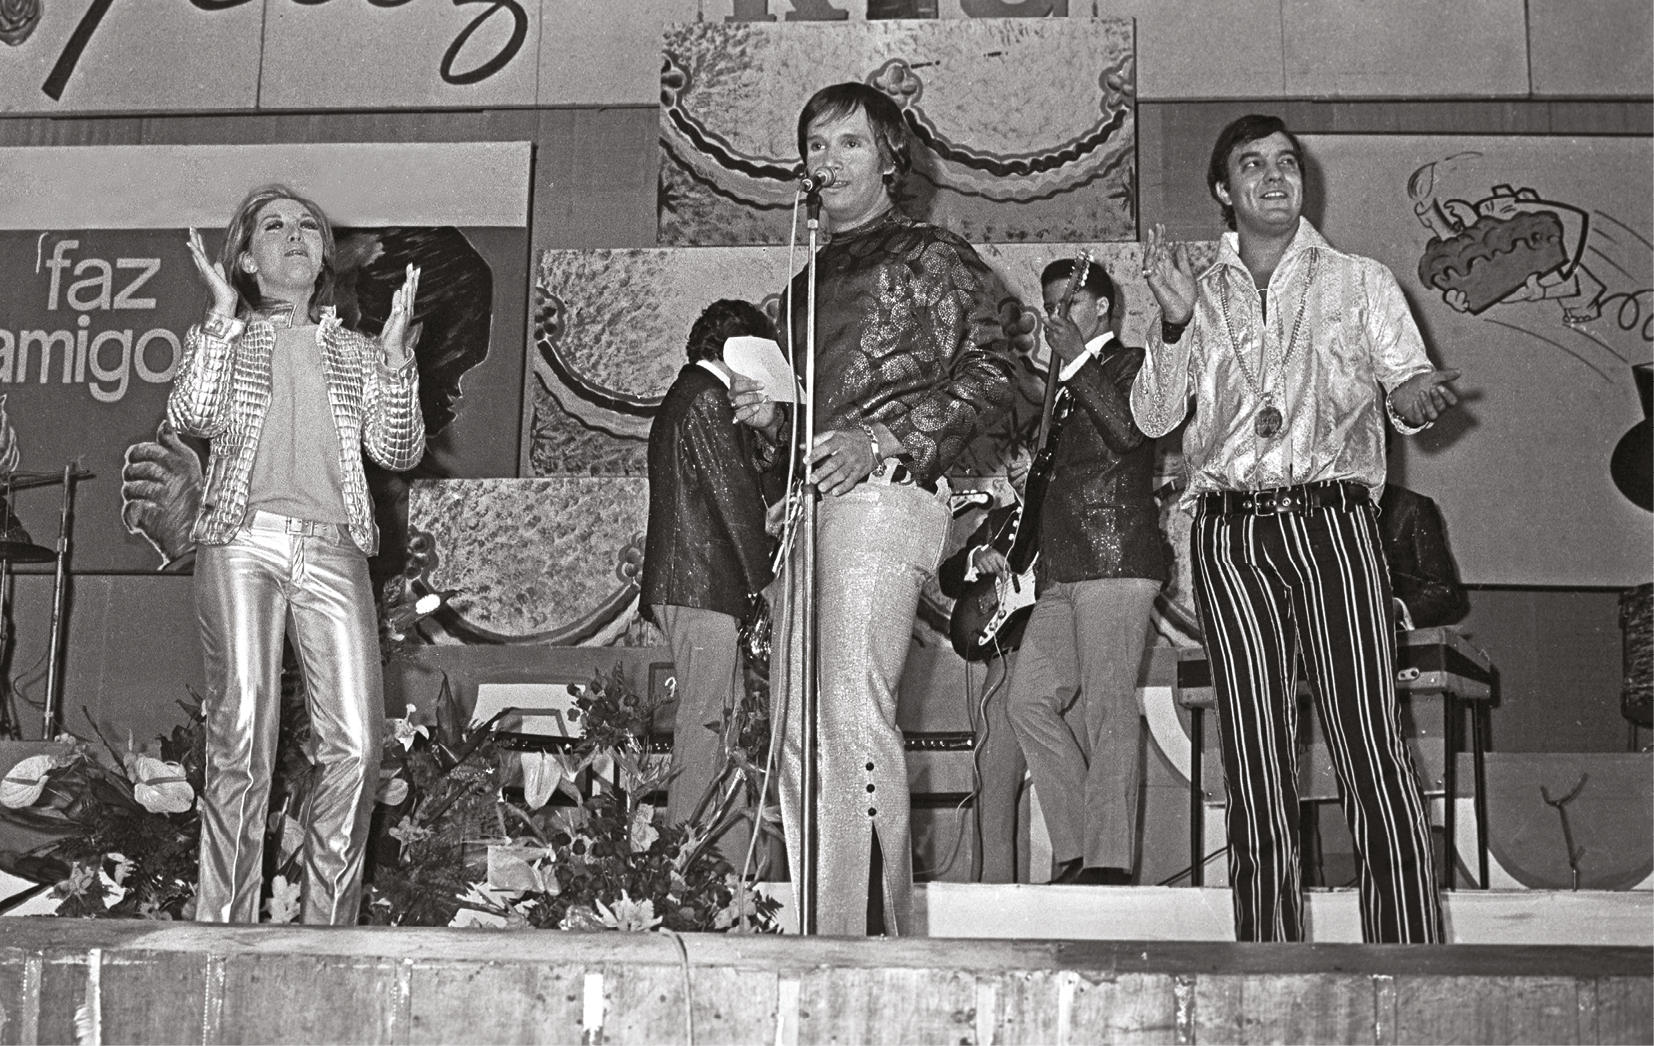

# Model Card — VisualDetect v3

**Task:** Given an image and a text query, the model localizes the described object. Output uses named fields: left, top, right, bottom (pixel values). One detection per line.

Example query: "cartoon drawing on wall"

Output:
left=1409, top=152, right=1652, bottom=383
left=1411, top=158, right=1602, bottom=321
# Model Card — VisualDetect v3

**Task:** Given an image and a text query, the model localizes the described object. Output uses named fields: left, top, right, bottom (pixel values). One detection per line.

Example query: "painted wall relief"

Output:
left=658, top=19, right=1136, bottom=246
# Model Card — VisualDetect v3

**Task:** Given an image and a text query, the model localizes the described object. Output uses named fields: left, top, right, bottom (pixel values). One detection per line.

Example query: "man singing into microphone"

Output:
left=732, top=82, right=1013, bottom=935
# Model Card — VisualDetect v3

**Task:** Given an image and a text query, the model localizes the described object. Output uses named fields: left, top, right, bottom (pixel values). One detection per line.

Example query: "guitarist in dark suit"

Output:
left=641, top=299, right=777, bottom=869
left=1007, top=260, right=1167, bottom=885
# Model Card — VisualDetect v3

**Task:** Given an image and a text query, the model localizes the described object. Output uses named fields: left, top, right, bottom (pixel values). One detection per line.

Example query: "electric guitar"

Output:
left=948, top=252, right=1092, bottom=661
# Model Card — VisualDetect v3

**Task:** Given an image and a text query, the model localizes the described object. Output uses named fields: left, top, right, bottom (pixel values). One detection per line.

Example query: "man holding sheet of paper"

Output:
left=641, top=299, right=779, bottom=870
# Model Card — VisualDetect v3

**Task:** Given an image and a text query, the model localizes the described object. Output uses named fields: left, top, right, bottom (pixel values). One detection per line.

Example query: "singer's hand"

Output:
left=808, top=428, right=876, bottom=497
left=121, top=421, right=204, bottom=568
left=380, top=264, right=422, bottom=366
left=1141, top=224, right=1197, bottom=326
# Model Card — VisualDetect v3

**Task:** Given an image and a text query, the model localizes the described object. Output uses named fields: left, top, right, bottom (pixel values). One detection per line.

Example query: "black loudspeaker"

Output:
left=1621, top=584, right=1651, bottom=731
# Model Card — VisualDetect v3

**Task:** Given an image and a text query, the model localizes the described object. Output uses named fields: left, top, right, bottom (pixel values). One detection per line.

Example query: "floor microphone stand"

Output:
left=797, top=187, right=823, bottom=935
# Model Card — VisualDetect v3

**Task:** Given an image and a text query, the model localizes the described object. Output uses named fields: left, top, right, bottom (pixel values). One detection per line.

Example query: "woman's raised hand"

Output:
left=187, top=228, right=238, bottom=318
left=381, top=264, right=421, bottom=365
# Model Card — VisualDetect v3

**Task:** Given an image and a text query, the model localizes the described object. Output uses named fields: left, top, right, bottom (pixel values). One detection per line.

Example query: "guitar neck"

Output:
left=1034, top=355, right=1064, bottom=452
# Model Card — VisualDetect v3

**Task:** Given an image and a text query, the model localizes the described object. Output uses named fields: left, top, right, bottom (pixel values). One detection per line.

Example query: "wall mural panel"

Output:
left=658, top=19, right=1137, bottom=246
left=0, top=143, right=531, bottom=574
left=1302, top=134, right=1653, bottom=587
left=408, top=478, right=647, bottom=646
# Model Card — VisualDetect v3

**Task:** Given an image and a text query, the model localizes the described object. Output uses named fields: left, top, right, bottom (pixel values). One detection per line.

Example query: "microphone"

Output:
left=798, top=168, right=835, bottom=192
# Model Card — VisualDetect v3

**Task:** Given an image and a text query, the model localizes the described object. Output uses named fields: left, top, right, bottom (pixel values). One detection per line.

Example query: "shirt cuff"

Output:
left=1385, top=391, right=1432, bottom=435
left=201, top=313, right=244, bottom=341
left=1058, top=345, right=1098, bottom=383
left=961, top=542, right=990, bottom=583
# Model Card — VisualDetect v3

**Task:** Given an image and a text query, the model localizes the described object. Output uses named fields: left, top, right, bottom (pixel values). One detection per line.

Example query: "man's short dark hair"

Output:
left=686, top=299, right=774, bottom=363
left=1207, top=114, right=1305, bottom=231
left=1041, top=258, right=1117, bottom=319
left=797, top=82, right=912, bottom=199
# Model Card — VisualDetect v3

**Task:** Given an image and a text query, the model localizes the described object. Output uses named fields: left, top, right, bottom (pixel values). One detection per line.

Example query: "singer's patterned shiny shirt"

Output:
left=784, top=210, right=1015, bottom=483
left=1130, top=220, right=1435, bottom=506
left=168, top=309, right=425, bottom=554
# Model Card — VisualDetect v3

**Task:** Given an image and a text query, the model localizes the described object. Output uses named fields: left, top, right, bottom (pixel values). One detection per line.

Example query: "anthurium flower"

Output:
left=0, top=753, right=64, bottom=808
left=486, top=844, right=555, bottom=895
left=124, top=754, right=194, bottom=814
left=377, top=771, right=410, bottom=806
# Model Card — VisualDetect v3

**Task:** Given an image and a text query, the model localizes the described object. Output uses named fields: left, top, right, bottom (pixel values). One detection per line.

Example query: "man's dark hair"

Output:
left=1041, top=258, right=1117, bottom=320
left=686, top=299, right=774, bottom=363
left=1206, top=114, right=1305, bottom=231
left=797, top=82, right=912, bottom=199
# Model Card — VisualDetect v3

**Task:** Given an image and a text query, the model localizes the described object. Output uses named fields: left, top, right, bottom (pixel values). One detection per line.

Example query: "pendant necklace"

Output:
left=1218, top=251, right=1318, bottom=439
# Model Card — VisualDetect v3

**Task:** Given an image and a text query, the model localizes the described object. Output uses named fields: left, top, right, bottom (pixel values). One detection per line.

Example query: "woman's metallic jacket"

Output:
left=167, top=309, right=425, bottom=555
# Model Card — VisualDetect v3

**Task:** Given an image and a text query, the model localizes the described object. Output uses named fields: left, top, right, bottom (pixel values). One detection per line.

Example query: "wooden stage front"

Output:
left=0, top=920, right=1646, bottom=1044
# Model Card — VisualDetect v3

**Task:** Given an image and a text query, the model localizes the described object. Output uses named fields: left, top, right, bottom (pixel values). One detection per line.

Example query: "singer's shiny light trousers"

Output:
left=194, top=518, right=383, bottom=925
left=772, top=482, right=949, bottom=936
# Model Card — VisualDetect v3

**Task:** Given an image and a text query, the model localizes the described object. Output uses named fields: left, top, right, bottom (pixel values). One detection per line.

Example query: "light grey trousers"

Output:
left=194, top=514, right=382, bottom=925
left=1007, top=576, right=1159, bottom=872
left=653, top=604, right=749, bottom=867
left=772, top=481, right=949, bottom=936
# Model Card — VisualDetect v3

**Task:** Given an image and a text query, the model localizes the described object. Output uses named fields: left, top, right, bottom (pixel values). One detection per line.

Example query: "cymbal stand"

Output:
left=0, top=474, right=15, bottom=740
left=42, top=464, right=76, bottom=739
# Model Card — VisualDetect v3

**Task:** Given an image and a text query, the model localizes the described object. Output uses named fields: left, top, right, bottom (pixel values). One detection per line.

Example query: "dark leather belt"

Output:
left=1199, top=479, right=1368, bottom=517
left=888, top=464, right=938, bottom=493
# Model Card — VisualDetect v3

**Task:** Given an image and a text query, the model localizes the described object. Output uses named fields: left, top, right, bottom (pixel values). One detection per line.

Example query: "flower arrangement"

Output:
left=0, top=700, right=205, bottom=919
left=364, top=665, right=783, bottom=934
left=0, top=662, right=781, bottom=934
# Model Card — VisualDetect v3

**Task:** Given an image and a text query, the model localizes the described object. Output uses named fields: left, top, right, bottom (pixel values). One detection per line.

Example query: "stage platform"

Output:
left=0, top=921, right=1646, bottom=1045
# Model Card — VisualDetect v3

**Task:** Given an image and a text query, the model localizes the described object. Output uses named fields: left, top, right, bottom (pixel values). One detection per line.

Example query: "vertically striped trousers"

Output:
left=1191, top=485, right=1443, bottom=943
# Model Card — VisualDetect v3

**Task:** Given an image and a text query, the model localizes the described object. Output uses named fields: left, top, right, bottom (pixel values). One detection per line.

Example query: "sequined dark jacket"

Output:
left=1036, top=340, right=1167, bottom=590
left=1378, top=484, right=1468, bottom=627
left=641, top=365, right=774, bottom=621
left=783, top=211, right=1014, bottom=485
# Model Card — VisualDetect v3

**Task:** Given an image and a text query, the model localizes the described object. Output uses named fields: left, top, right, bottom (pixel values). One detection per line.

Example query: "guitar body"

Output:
left=949, top=565, right=1036, bottom=662
left=946, top=396, right=1072, bottom=662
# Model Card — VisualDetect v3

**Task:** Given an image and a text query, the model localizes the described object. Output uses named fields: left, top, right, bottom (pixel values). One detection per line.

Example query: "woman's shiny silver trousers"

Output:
left=194, top=514, right=383, bottom=925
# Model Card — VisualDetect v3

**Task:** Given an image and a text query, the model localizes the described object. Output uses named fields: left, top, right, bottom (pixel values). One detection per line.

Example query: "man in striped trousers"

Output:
left=1130, top=114, right=1462, bottom=943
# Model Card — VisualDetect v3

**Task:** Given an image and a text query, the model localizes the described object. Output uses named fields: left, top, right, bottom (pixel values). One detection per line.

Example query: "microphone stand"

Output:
left=795, top=184, right=823, bottom=935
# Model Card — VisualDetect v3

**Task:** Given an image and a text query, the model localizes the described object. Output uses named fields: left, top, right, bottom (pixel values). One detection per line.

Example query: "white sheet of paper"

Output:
left=722, top=336, right=798, bottom=404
